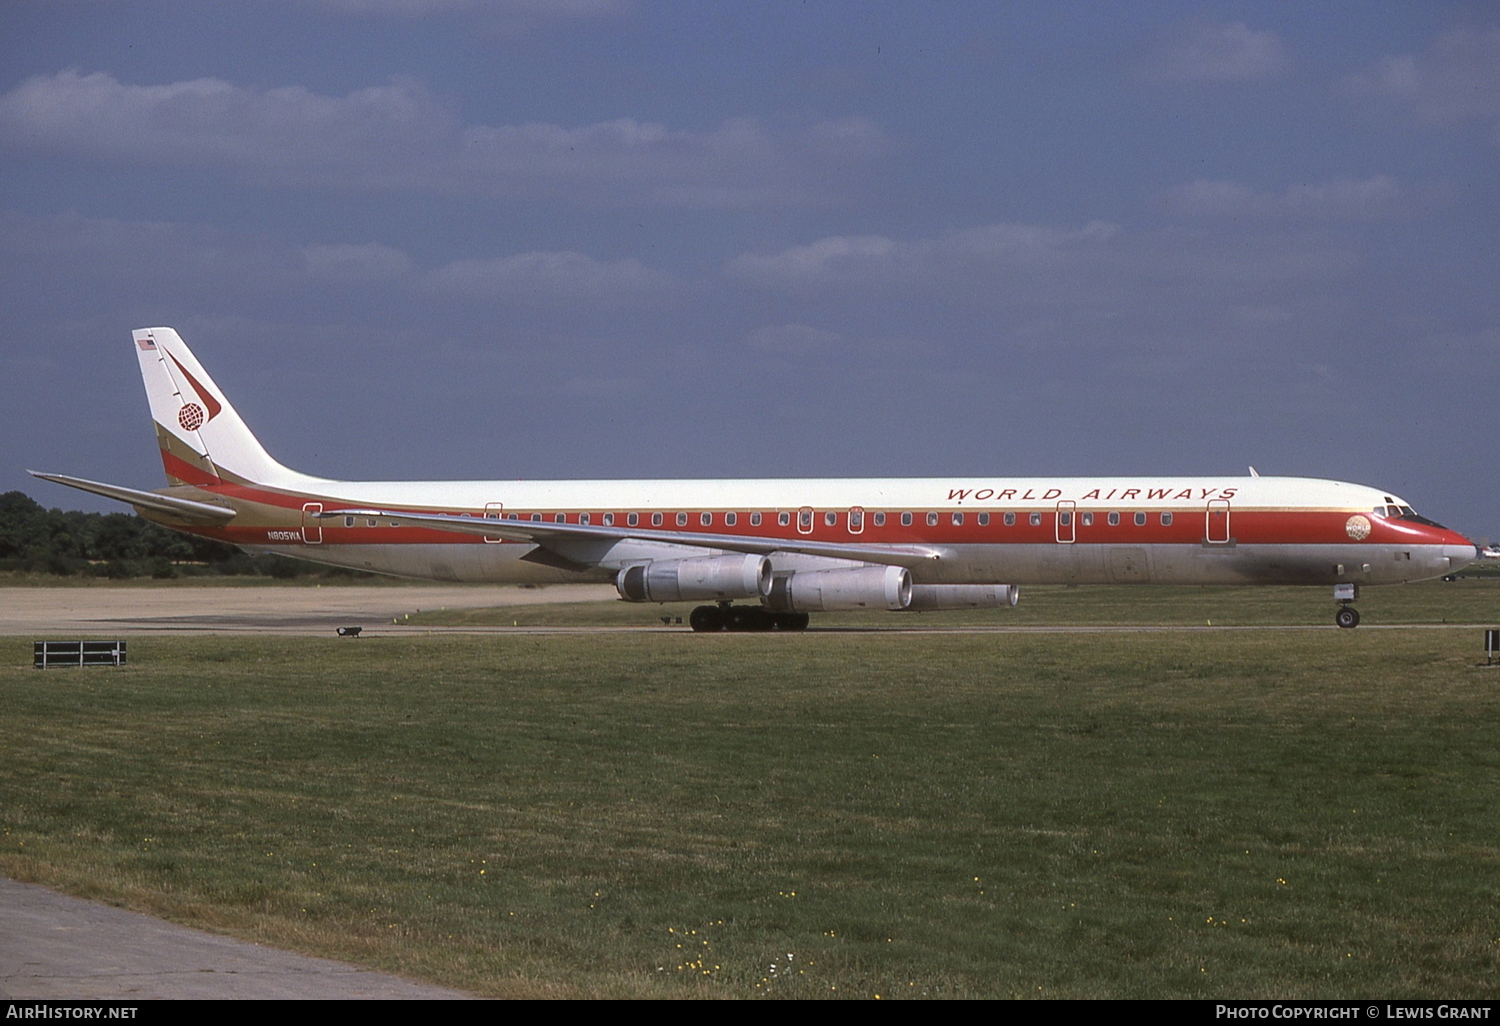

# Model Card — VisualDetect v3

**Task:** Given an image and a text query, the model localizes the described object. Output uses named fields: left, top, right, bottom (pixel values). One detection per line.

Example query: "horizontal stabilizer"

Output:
left=28, top=471, right=237, bottom=524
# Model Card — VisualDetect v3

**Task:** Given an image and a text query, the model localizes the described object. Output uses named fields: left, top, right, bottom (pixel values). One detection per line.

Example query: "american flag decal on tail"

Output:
left=136, top=337, right=156, bottom=350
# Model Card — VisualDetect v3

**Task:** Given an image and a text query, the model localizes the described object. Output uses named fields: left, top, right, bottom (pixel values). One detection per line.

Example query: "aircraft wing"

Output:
left=318, top=506, right=948, bottom=568
left=28, top=471, right=238, bottom=524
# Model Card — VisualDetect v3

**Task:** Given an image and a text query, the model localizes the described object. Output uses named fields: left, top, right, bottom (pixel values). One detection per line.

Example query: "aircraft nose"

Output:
left=1444, top=543, right=1478, bottom=572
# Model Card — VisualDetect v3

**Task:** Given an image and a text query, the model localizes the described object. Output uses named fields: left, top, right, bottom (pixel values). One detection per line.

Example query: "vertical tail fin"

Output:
left=134, top=327, right=300, bottom=488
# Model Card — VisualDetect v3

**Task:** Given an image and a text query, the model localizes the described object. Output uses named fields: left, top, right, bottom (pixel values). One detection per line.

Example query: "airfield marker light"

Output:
left=1486, top=629, right=1499, bottom=666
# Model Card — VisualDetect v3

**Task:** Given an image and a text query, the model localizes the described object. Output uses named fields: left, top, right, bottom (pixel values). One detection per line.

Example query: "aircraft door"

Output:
left=484, top=502, right=503, bottom=543
left=301, top=502, right=323, bottom=545
left=798, top=506, right=814, bottom=535
left=1206, top=498, right=1231, bottom=544
left=848, top=506, right=864, bottom=535
left=1055, top=500, right=1075, bottom=543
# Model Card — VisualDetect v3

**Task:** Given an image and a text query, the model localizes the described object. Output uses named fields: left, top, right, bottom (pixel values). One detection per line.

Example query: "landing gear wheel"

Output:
left=774, top=612, right=810, bottom=632
left=689, top=605, right=724, bottom=632
left=743, top=607, right=776, bottom=632
left=1335, top=607, right=1360, bottom=629
left=725, top=607, right=780, bottom=631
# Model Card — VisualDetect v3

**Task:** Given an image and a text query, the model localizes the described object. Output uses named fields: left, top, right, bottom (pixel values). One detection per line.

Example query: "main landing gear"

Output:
left=689, top=602, right=810, bottom=633
left=1334, top=583, right=1360, bottom=629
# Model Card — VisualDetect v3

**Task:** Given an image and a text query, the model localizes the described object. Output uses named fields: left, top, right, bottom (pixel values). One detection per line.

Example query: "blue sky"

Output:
left=2, top=1, right=1496, bottom=542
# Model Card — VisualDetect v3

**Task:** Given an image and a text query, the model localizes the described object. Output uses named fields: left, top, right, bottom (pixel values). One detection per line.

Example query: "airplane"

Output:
left=30, top=327, right=1478, bottom=631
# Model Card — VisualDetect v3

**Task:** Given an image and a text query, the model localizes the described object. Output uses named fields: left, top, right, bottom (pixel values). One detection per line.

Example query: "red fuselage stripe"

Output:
left=178, top=499, right=1468, bottom=550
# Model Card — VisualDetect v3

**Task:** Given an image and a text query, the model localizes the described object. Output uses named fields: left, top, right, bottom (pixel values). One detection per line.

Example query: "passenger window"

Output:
left=530, top=513, right=542, bottom=522
left=873, top=512, right=885, bottom=527
left=627, top=512, right=638, bottom=526
left=1029, top=513, right=1041, bottom=526
left=1058, top=512, right=1071, bottom=526
left=1081, top=512, right=1093, bottom=526
left=676, top=512, right=688, bottom=527
left=1003, top=512, right=1015, bottom=526
left=1107, top=512, right=1119, bottom=526
left=824, top=511, right=837, bottom=527
left=977, top=512, right=989, bottom=526
left=344, top=516, right=354, bottom=528
left=926, top=512, right=938, bottom=526
left=725, top=512, right=736, bottom=526
left=579, top=512, right=590, bottom=525
left=602, top=512, right=614, bottom=526
left=1160, top=512, right=1172, bottom=526
left=901, top=512, right=912, bottom=526
left=555, top=512, right=566, bottom=523
left=651, top=512, right=663, bottom=527
left=799, top=509, right=813, bottom=529
left=1134, top=512, right=1146, bottom=526
left=952, top=512, right=963, bottom=525
left=849, top=509, right=863, bottom=530
left=779, top=511, right=791, bottom=527
left=367, top=518, right=377, bottom=527
left=750, top=512, right=761, bottom=526
left=700, top=512, right=712, bottom=527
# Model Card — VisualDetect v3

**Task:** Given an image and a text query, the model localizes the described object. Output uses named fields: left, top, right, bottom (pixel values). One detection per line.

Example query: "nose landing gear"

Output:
left=1334, top=583, right=1360, bottom=628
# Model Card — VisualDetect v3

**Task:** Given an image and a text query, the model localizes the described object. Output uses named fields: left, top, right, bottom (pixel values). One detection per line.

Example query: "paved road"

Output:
left=0, top=583, right=616, bottom=635
left=0, top=879, right=469, bottom=1000
left=1, top=585, right=1487, bottom=637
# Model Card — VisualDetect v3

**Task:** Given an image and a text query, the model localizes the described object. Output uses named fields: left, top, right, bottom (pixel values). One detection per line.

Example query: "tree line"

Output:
left=0, top=491, right=368, bottom=578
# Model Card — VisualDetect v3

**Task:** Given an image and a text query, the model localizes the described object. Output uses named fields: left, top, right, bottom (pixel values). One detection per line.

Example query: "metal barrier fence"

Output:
left=34, top=641, right=127, bottom=669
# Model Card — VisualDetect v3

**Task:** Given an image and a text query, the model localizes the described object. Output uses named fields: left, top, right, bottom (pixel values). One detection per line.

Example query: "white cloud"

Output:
left=563, top=374, right=643, bottom=396
left=1135, top=21, right=1288, bottom=84
left=1164, top=176, right=1404, bottom=220
left=0, top=71, right=884, bottom=207
left=0, top=71, right=456, bottom=185
left=303, top=243, right=414, bottom=282
left=746, top=323, right=844, bottom=354
left=0, top=209, right=681, bottom=314
left=0, top=209, right=294, bottom=297
left=426, top=250, right=678, bottom=302
left=315, top=0, right=631, bottom=19
left=943, top=221, right=1121, bottom=259
left=723, top=215, right=1367, bottom=339
left=1342, top=26, right=1500, bottom=137
left=729, top=235, right=897, bottom=285
left=727, top=222, right=1120, bottom=293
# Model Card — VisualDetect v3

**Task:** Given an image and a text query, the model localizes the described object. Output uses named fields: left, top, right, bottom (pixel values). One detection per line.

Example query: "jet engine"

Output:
left=906, top=584, right=1019, bottom=610
left=766, top=565, right=912, bottom=612
left=615, top=554, right=771, bottom=603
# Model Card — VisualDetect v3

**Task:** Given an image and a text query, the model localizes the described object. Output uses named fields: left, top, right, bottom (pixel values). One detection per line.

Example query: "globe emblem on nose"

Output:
left=1345, top=515, right=1371, bottom=541
left=178, top=403, right=205, bottom=432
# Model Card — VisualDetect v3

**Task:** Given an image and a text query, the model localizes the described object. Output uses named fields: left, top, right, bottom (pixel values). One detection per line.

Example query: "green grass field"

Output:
left=405, top=578, right=1500, bottom=629
left=3, top=582, right=1500, bottom=998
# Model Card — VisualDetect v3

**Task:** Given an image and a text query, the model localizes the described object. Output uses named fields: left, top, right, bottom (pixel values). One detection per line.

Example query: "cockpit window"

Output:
left=1383, top=500, right=1447, bottom=529
left=1398, top=510, right=1447, bottom=529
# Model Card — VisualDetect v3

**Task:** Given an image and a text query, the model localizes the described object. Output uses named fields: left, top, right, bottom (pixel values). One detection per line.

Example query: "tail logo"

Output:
left=167, top=353, right=224, bottom=425
left=178, top=404, right=206, bottom=432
